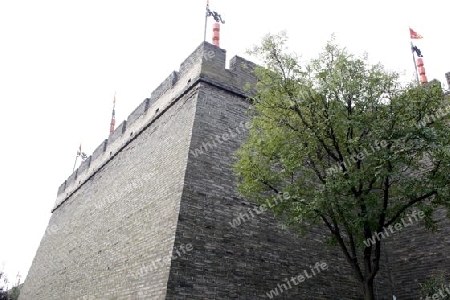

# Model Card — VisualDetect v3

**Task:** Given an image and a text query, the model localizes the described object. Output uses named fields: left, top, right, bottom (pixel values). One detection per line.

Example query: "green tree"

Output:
left=234, top=32, right=450, bottom=300
left=420, top=272, right=449, bottom=299
left=7, top=285, right=20, bottom=300
left=0, top=272, right=7, bottom=300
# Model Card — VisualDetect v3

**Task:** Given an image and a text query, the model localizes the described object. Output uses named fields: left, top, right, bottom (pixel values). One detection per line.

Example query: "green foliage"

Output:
left=7, top=286, right=20, bottom=300
left=234, top=32, right=450, bottom=298
left=0, top=272, right=7, bottom=300
left=0, top=272, right=20, bottom=300
left=420, top=272, right=449, bottom=299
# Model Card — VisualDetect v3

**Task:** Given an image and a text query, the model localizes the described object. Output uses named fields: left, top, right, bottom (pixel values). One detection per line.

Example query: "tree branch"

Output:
left=326, top=207, right=364, bottom=282
left=384, top=190, right=437, bottom=227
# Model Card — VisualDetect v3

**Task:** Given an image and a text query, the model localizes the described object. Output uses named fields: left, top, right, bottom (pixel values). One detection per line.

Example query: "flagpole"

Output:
left=411, top=41, right=420, bottom=85
left=204, top=14, right=208, bottom=42
left=72, top=154, right=78, bottom=172
left=110, top=92, right=116, bottom=135
left=73, top=143, right=82, bottom=172
left=409, top=27, right=423, bottom=86
left=204, top=0, right=209, bottom=42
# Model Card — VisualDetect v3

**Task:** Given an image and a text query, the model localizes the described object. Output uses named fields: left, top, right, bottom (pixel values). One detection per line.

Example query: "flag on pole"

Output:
left=409, top=28, right=424, bottom=85
left=411, top=44, right=423, bottom=57
left=206, top=1, right=225, bottom=24
left=409, top=28, right=423, bottom=39
left=73, top=143, right=87, bottom=172
left=77, top=144, right=88, bottom=160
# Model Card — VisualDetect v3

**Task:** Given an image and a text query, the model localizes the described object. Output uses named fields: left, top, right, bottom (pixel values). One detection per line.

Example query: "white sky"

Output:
left=0, top=0, right=448, bottom=286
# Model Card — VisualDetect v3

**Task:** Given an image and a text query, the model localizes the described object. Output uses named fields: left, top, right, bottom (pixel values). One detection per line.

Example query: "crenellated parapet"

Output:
left=52, top=41, right=258, bottom=212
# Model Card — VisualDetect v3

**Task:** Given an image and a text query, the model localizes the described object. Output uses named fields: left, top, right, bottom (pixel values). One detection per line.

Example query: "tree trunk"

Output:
left=363, top=278, right=375, bottom=300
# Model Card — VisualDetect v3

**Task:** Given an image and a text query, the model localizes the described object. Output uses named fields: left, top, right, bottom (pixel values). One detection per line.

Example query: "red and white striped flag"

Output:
left=410, top=28, right=423, bottom=39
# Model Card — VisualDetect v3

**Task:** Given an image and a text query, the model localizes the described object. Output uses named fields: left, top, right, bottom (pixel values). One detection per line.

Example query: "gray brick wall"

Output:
left=20, top=88, right=199, bottom=300
left=386, top=209, right=450, bottom=299
left=165, top=83, right=361, bottom=299
left=21, top=42, right=450, bottom=300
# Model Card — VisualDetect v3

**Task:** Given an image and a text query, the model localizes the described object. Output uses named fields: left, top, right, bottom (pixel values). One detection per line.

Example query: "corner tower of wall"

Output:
left=164, top=69, right=364, bottom=299
left=21, top=42, right=297, bottom=299
left=52, top=42, right=228, bottom=212
left=21, top=42, right=220, bottom=299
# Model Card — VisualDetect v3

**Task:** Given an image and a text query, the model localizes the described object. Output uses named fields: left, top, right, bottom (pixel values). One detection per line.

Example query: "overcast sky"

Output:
left=0, top=0, right=448, bottom=287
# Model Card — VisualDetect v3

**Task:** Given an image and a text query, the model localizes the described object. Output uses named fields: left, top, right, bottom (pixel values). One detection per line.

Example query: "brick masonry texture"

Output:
left=387, top=209, right=450, bottom=298
left=21, top=88, right=199, bottom=299
left=21, top=42, right=449, bottom=300
left=165, top=83, right=362, bottom=299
